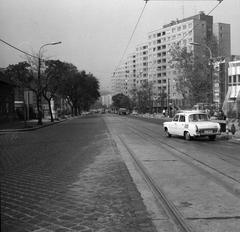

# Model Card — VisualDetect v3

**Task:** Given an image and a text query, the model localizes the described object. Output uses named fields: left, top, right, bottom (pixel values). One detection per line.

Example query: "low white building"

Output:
left=222, top=60, right=240, bottom=118
left=228, top=60, right=240, bottom=100
left=101, top=94, right=112, bottom=108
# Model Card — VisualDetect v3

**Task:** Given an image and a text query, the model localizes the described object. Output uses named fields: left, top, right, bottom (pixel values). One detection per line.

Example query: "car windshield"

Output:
left=189, top=114, right=209, bottom=122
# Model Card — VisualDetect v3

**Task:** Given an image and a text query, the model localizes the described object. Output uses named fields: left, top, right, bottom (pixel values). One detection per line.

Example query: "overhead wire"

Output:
left=112, top=0, right=222, bottom=80
left=113, top=0, right=149, bottom=76
left=175, top=0, right=223, bottom=46
left=145, top=0, right=223, bottom=73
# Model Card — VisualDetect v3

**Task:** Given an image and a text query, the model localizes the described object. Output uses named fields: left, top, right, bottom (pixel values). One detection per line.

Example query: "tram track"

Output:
left=104, top=115, right=240, bottom=231
left=105, top=116, right=240, bottom=197
left=125, top=122, right=240, bottom=198
left=132, top=119, right=240, bottom=164
left=113, top=129, right=194, bottom=232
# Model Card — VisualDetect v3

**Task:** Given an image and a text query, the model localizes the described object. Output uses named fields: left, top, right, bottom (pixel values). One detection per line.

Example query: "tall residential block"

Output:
left=111, top=11, right=231, bottom=110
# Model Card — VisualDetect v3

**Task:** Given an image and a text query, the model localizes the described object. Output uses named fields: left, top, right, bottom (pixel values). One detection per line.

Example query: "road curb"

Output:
left=0, top=119, right=66, bottom=134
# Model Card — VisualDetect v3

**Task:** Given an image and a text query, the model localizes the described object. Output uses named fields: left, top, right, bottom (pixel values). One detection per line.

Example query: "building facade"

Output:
left=101, top=94, right=112, bottom=108
left=0, top=71, right=16, bottom=122
left=111, top=11, right=231, bottom=111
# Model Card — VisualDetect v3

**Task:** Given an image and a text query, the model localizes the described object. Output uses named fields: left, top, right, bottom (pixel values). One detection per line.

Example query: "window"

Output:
left=179, top=115, right=185, bottom=122
left=233, top=75, right=236, bottom=83
left=173, top=115, right=179, bottom=121
left=177, top=26, right=181, bottom=31
left=183, top=25, right=187, bottom=30
left=188, top=23, right=192, bottom=28
left=229, top=76, right=232, bottom=84
left=172, top=28, right=176, bottom=33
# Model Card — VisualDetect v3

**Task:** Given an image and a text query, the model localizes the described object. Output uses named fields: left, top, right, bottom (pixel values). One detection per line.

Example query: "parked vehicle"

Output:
left=118, top=108, right=127, bottom=115
left=163, top=111, right=221, bottom=141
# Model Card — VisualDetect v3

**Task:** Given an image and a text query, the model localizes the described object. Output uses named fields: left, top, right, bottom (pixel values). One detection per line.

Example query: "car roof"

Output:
left=176, top=111, right=207, bottom=115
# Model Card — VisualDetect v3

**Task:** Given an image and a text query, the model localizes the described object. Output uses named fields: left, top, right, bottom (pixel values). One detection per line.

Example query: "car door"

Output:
left=169, top=114, right=179, bottom=135
left=176, top=115, right=186, bottom=136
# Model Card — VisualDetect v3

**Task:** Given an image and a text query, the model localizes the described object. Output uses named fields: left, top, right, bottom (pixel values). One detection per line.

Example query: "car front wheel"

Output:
left=185, top=131, right=192, bottom=140
left=165, top=128, right=171, bottom=137
left=209, top=135, right=216, bottom=141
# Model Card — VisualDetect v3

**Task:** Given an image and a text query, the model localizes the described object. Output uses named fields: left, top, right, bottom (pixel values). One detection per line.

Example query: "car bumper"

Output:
left=193, top=132, right=221, bottom=137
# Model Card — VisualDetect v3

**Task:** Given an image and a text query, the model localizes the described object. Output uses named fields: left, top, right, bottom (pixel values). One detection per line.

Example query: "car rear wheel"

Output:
left=209, top=135, right=216, bottom=141
left=185, top=131, right=192, bottom=140
left=165, top=128, right=171, bottom=137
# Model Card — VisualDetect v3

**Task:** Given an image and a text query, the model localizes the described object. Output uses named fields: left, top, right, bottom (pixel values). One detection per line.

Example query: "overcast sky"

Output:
left=1, top=0, right=240, bottom=91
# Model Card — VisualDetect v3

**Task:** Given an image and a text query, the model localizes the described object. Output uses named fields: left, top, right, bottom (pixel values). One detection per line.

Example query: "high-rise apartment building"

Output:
left=111, top=11, right=231, bottom=110
left=101, top=94, right=112, bottom=108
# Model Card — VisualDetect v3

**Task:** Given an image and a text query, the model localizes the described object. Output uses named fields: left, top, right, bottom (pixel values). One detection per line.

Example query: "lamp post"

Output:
left=190, top=42, right=213, bottom=105
left=37, top=41, right=61, bottom=125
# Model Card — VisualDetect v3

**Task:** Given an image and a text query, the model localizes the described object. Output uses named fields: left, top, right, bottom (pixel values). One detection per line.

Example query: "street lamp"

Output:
left=190, top=42, right=213, bottom=105
left=37, top=41, right=61, bottom=125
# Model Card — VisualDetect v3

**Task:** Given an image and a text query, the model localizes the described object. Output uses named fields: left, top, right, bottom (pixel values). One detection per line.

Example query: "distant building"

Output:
left=111, top=11, right=231, bottom=111
left=101, top=94, right=112, bottom=108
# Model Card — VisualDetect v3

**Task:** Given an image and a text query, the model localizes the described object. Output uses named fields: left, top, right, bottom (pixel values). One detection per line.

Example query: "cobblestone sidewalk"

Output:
left=1, top=117, right=157, bottom=232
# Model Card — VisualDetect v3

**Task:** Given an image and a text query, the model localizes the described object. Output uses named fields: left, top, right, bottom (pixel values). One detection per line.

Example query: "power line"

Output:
left=176, top=0, right=223, bottom=46
left=113, top=1, right=149, bottom=76
left=0, top=39, right=38, bottom=59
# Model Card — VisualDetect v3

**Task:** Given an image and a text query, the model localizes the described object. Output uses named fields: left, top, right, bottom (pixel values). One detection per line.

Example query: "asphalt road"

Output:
left=0, top=115, right=156, bottom=232
left=104, top=114, right=240, bottom=232
left=1, top=113, right=239, bottom=232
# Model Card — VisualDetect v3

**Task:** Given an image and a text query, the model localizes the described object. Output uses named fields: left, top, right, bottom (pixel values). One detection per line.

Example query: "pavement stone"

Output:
left=1, top=115, right=239, bottom=232
left=0, top=116, right=157, bottom=232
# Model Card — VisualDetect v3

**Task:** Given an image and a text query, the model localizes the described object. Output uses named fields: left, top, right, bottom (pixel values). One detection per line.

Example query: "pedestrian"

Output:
left=162, top=109, right=166, bottom=117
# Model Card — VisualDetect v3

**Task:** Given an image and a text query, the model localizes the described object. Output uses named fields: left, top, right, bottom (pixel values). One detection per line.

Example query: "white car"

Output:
left=163, top=111, right=221, bottom=141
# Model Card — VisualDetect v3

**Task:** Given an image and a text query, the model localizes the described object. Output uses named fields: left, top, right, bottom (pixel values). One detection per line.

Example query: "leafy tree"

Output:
left=158, top=89, right=167, bottom=110
left=5, top=61, right=45, bottom=123
left=120, top=95, right=131, bottom=109
left=5, top=62, right=31, bottom=126
left=41, top=60, right=67, bottom=122
left=169, top=44, right=211, bottom=107
left=5, top=58, right=70, bottom=123
left=169, top=35, right=222, bottom=107
left=129, top=86, right=138, bottom=110
left=112, top=93, right=125, bottom=108
left=58, top=65, right=100, bottom=116
left=129, top=80, right=155, bottom=113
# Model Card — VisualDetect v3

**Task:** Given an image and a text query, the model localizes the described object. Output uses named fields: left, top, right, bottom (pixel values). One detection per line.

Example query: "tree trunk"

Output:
left=48, top=99, right=54, bottom=122
left=37, top=93, right=42, bottom=125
